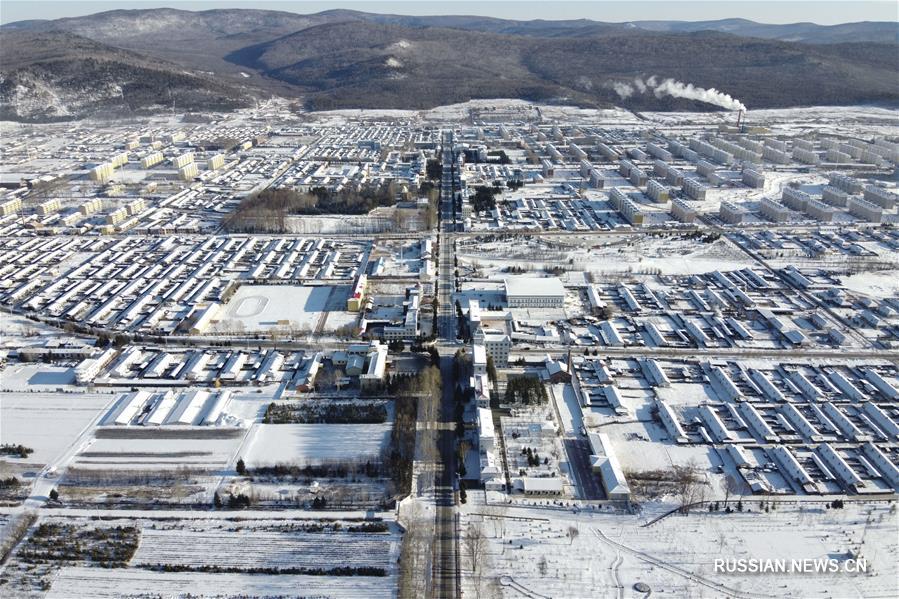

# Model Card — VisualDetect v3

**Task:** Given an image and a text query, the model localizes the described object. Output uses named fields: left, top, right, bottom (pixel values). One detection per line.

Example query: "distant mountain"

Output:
left=311, top=10, right=631, bottom=38
left=1, top=9, right=896, bottom=120
left=224, top=21, right=582, bottom=111
left=627, top=19, right=899, bottom=44
left=0, top=8, right=340, bottom=81
left=227, top=21, right=898, bottom=112
left=0, top=30, right=254, bottom=120
left=318, top=11, right=899, bottom=44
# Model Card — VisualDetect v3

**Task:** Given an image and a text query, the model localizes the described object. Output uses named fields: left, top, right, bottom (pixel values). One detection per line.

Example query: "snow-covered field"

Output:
left=244, top=423, right=392, bottom=466
left=0, top=391, right=115, bottom=464
left=459, top=234, right=756, bottom=278
left=217, top=284, right=339, bottom=332
left=70, top=434, right=244, bottom=471
left=131, top=527, right=399, bottom=570
left=47, top=568, right=395, bottom=599
left=462, top=495, right=898, bottom=599
left=839, top=270, right=899, bottom=298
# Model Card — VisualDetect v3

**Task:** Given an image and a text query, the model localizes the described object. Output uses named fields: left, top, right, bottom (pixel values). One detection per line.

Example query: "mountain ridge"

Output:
left=0, top=30, right=255, bottom=121
left=4, top=9, right=896, bottom=45
left=1, top=8, right=896, bottom=120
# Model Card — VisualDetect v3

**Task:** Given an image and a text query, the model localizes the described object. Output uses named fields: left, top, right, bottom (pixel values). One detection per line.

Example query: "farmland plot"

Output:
left=47, top=568, right=395, bottom=599
left=131, top=527, right=400, bottom=572
left=70, top=435, right=242, bottom=471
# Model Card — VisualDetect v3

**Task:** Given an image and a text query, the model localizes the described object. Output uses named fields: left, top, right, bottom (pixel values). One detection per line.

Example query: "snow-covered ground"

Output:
left=0, top=391, right=116, bottom=465
left=217, top=284, right=340, bottom=332
left=459, top=234, right=756, bottom=278
left=839, top=270, right=899, bottom=298
left=31, top=517, right=402, bottom=599
left=47, top=568, right=396, bottom=599
left=131, top=526, right=399, bottom=570
left=243, top=422, right=392, bottom=466
left=461, top=492, right=898, bottom=599
left=69, top=434, right=244, bottom=472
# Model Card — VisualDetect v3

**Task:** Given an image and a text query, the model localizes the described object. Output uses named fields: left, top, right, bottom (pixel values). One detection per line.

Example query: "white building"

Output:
left=848, top=197, right=883, bottom=223
left=360, top=342, right=388, bottom=391
left=384, top=287, right=420, bottom=341
left=719, top=201, right=746, bottom=224
left=473, top=343, right=488, bottom=376
left=478, top=407, right=495, bottom=453
left=74, top=348, right=117, bottom=384
left=759, top=198, right=791, bottom=223
left=587, top=432, right=631, bottom=501
left=742, top=168, right=765, bottom=188
left=646, top=179, right=669, bottom=203
left=504, top=277, right=566, bottom=308
left=473, top=327, right=511, bottom=368
left=671, top=198, right=697, bottom=223
left=682, top=177, right=707, bottom=200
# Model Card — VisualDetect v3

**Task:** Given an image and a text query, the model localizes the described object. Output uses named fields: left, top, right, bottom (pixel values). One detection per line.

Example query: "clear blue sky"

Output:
left=1, top=0, right=896, bottom=25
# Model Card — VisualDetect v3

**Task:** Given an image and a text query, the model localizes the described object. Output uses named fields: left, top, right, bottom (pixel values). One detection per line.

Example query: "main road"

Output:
left=428, top=130, right=461, bottom=599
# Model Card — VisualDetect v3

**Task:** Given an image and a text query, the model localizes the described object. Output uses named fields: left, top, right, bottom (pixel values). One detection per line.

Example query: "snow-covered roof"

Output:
left=504, top=276, right=565, bottom=298
left=521, top=477, right=563, bottom=493
left=588, top=432, right=631, bottom=498
left=477, top=407, right=495, bottom=439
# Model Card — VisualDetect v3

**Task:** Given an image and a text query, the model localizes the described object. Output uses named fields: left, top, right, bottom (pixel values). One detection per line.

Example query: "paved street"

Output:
left=430, top=131, right=460, bottom=598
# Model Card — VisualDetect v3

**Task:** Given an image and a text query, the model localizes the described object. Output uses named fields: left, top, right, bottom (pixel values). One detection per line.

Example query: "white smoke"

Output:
left=651, top=78, right=746, bottom=111
left=612, top=75, right=746, bottom=111
left=612, top=82, right=634, bottom=99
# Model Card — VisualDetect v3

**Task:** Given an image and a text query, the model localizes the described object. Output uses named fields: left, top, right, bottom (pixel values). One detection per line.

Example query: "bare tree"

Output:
left=722, top=473, right=745, bottom=507
left=398, top=501, right=431, bottom=598
left=464, top=522, right=489, bottom=598
left=567, top=524, right=580, bottom=545
left=484, top=504, right=507, bottom=538
left=673, top=460, right=707, bottom=514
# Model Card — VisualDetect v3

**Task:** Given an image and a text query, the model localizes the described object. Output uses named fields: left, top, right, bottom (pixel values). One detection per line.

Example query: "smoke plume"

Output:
left=612, top=81, right=634, bottom=99
left=651, top=78, right=746, bottom=111
left=611, top=75, right=746, bottom=111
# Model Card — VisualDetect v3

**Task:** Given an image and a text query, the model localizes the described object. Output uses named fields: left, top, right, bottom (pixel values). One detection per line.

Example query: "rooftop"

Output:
left=504, top=276, right=566, bottom=298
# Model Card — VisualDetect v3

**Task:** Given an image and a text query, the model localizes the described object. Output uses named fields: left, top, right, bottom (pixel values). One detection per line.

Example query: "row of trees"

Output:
left=244, top=459, right=385, bottom=480
left=386, top=366, right=442, bottom=495
left=262, top=401, right=388, bottom=424
left=0, top=444, right=33, bottom=458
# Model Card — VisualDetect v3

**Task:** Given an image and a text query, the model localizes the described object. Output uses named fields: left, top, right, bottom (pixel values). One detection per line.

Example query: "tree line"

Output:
left=224, top=182, right=400, bottom=232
